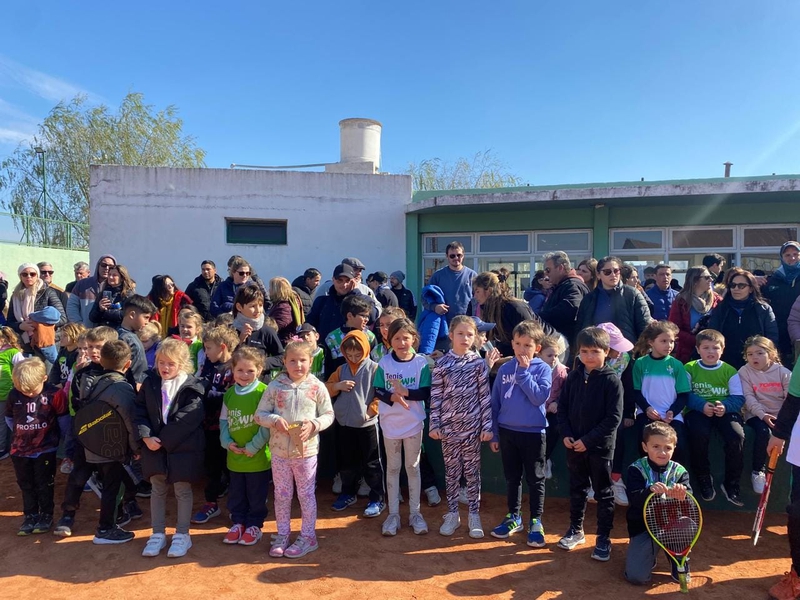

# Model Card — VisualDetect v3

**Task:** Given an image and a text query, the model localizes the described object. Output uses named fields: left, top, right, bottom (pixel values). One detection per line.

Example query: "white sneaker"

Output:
left=468, top=513, right=484, bottom=539
left=382, top=513, right=401, bottom=536
left=424, top=486, right=441, bottom=507
left=332, top=473, right=342, bottom=495
left=409, top=512, right=429, bottom=535
left=142, top=533, right=167, bottom=557
left=587, top=487, right=596, bottom=503
left=612, top=479, right=629, bottom=507
left=544, top=459, right=553, bottom=480
left=357, top=478, right=370, bottom=497
left=439, top=512, right=461, bottom=536
left=752, top=471, right=767, bottom=495
left=458, top=487, right=468, bottom=505
left=167, top=533, right=192, bottom=558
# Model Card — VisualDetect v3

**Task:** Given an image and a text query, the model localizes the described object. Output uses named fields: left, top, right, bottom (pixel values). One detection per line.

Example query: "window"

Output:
left=226, top=219, right=287, bottom=245
left=479, top=234, right=529, bottom=253
left=671, top=228, right=734, bottom=250
left=424, top=235, right=473, bottom=254
left=612, top=229, right=664, bottom=251
left=743, top=226, right=798, bottom=248
left=535, top=231, right=591, bottom=253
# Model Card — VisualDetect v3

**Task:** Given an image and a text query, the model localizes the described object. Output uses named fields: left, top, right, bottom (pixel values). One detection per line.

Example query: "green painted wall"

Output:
left=608, top=202, right=800, bottom=227
left=416, top=207, right=594, bottom=233
left=0, top=242, right=90, bottom=289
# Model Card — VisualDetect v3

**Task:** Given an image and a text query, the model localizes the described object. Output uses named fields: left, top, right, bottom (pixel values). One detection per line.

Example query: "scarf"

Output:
left=161, top=372, right=188, bottom=421
left=289, top=292, right=304, bottom=328
left=726, top=295, right=752, bottom=312
left=234, top=379, right=260, bottom=395
left=234, top=312, right=265, bottom=335
left=690, top=293, right=712, bottom=314
left=775, top=263, right=800, bottom=285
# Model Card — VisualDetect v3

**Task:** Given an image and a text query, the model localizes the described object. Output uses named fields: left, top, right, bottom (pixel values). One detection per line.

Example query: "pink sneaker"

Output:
left=269, top=533, right=290, bottom=558
left=284, top=535, right=318, bottom=559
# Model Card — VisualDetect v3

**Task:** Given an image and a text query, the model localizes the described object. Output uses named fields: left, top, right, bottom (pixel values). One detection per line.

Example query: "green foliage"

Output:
left=406, top=149, right=522, bottom=192
left=0, top=92, right=205, bottom=247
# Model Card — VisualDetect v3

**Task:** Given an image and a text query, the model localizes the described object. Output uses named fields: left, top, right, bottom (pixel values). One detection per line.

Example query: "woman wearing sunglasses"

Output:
left=668, top=266, right=723, bottom=362
left=575, top=256, right=652, bottom=346
left=210, top=257, right=256, bottom=317
left=708, top=267, right=778, bottom=369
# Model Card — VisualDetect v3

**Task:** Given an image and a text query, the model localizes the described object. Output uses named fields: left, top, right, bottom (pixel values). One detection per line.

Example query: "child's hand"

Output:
left=623, top=418, right=634, bottom=428
left=239, top=324, right=253, bottom=342
left=299, top=419, right=315, bottom=441
left=563, top=437, right=575, bottom=449
left=666, top=483, right=687, bottom=501
left=546, top=402, right=558, bottom=414
left=490, top=442, right=500, bottom=453
left=702, top=403, right=715, bottom=417
left=664, top=411, right=674, bottom=424
left=274, top=417, right=290, bottom=433
left=713, top=402, right=726, bottom=417
left=650, top=482, right=669, bottom=496
left=143, top=436, right=162, bottom=451
left=391, top=380, right=409, bottom=397
left=480, top=431, right=493, bottom=442
left=516, top=354, right=531, bottom=369
left=572, top=439, right=587, bottom=452
left=243, top=447, right=255, bottom=458
left=646, top=407, right=661, bottom=421
left=764, top=414, right=777, bottom=428
left=228, top=442, right=244, bottom=454
left=336, top=380, right=356, bottom=392
left=485, top=347, right=501, bottom=369
left=391, top=393, right=410, bottom=410
left=428, top=429, right=441, bottom=440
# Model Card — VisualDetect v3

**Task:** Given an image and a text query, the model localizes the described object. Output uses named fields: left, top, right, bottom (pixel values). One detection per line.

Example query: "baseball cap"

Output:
left=472, top=316, right=496, bottom=333
left=342, top=257, right=366, bottom=270
left=333, top=263, right=356, bottom=279
left=780, top=241, right=800, bottom=255
left=296, top=323, right=317, bottom=333
left=596, top=322, right=634, bottom=353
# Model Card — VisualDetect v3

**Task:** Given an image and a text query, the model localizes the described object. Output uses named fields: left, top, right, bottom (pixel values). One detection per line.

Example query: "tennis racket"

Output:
left=753, top=446, right=780, bottom=546
left=644, top=491, right=703, bottom=593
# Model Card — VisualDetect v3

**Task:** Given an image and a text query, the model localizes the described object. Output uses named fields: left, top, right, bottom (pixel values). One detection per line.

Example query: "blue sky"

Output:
left=1, top=1, right=799, bottom=186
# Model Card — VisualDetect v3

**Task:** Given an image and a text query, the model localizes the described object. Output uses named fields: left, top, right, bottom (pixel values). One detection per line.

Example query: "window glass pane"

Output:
left=671, top=228, right=733, bottom=249
left=741, top=254, right=781, bottom=276
left=226, top=219, right=287, bottom=245
left=479, top=234, right=529, bottom=253
left=613, top=230, right=663, bottom=250
left=423, top=258, right=447, bottom=285
left=477, top=259, right=531, bottom=298
left=743, top=227, right=798, bottom=247
left=424, top=235, right=472, bottom=254
left=536, top=231, right=590, bottom=252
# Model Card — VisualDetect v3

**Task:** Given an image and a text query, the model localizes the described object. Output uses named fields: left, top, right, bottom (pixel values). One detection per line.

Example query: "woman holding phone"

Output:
left=89, top=264, right=136, bottom=327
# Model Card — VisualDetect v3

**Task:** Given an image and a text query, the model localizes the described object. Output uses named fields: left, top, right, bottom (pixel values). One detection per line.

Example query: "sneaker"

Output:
left=357, top=479, right=371, bottom=497
left=224, top=524, right=244, bottom=544
left=124, top=500, right=143, bottom=520
left=468, top=513, right=484, bottom=539
left=53, top=514, right=74, bottom=537
left=0, top=451, right=9, bottom=460
left=769, top=568, right=800, bottom=600
left=439, top=512, right=461, bottom=536
left=269, top=533, right=290, bottom=557
left=699, top=475, right=716, bottom=502
left=116, top=508, right=132, bottom=527
left=557, top=527, right=586, bottom=551
left=612, top=479, right=629, bottom=507
left=191, top=502, right=221, bottom=524
left=409, top=512, right=428, bottom=535
left=591, top=535, right=612, bottom=561
left=86, top=473, right=103, bottom=499
left=425, top=486, right=442, bottom=507
left=284, top=535, right=318, bottom=558
left=142, top=533, right=167, bottom=557
left=32, top=513, right=53, bottom=534
left=60, top=458, right=74, bottom=474
left=83, top=482, right=93, bottom=493
left=331, top=494, right=357, bottom=512
left=93, top=525, right=135, bottom=545
left=167, top=533, right=192, bottom=558
left=721, top=482, right=744, bottom=507
left=544, top=459, right=553, bottom=480
left=363, top=501, right=385, bottom=518
left=458, top=486, right=468, bottom=505
left=491, top=513, right=523, bottom=539
left=239, top=526, right=262, bottom=546
left=587, top=487, right=596, bottom=503
left=752, top=471, right=767, bottom=495
left=332, top=473, right=343, bottom=494
left=527, top=518, right=546, bottom=548
left=382, top=513, right=401, bottom=536
left=671, top=561, right=691, bottom=584
left=135, top=481, right=152, bottom=498
left=18, top=514, right=38, bottom=536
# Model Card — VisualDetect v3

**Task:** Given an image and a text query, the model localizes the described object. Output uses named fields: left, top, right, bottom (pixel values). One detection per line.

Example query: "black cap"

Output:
left=296, top=323, right=317, bottom=333
left=333, top=263, right=356, bottom=279
left=342, top=257, right=366, bottom=270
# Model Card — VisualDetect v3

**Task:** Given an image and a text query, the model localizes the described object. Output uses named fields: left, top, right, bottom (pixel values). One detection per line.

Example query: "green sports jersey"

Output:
left=684, top=360, right=742, bottom=403
left=222, top=382, right=271, bottom=472
left=633, top=354, right=691, bottom=420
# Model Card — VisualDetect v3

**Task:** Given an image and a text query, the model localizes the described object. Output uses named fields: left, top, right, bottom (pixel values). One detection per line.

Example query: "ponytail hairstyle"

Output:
left=632, top=320, right=679, bottom=358
left=0, top=326, right=22, bottom=350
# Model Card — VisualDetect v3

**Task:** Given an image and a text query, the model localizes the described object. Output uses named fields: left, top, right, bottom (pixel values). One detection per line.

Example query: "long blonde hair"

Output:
left=155, top=338, right=194, bottom=374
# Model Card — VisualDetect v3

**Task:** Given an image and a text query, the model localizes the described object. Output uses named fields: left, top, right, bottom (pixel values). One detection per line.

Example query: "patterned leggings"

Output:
left=442, top=435, right=482, bottom=514
left=272, top=455, right=318, bottom=539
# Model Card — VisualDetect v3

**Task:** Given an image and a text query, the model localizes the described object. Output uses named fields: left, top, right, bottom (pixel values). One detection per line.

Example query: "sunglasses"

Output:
left=601, top=268, right=621, bottom=276
left=99, top=263, right=114, bottom=268
left=40, top=270, right=54, bottom=275
left=730, top=282, right=751, bottom=290
left=20, top=272, right=37, bottom=278
left=449, top=253, right=464, bottom=259
left=701, top=275, right=714, bottom=281
left=237, top=271, right=251, bottom=276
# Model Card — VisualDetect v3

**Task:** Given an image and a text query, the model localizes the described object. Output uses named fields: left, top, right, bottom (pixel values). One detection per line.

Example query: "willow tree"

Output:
left=0, top=92, right=206, bottom=247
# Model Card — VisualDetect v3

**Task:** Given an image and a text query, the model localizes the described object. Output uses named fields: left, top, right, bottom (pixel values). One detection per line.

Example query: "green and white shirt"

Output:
left=374, top=353, right=431, bottom=439
left=633, top=354, right=691, bottom=422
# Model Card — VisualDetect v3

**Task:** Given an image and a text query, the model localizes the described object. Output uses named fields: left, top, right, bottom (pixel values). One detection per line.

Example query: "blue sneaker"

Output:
left=490, top=513, right=523, bottom=539
left=363, top=501, right=385, bottom=518
left=331, top=494, right=357, bottom=511
left=527, top=518, right=546, bottom=547
left=591, top=535, right=611, bottom=561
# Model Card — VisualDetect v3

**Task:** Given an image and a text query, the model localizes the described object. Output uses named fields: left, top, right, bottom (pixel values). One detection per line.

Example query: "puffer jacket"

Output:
left=708, top=296, right=778, bottom=369
left=6, top=282, right=67, bottom=334
left=668, top=293, right=722, bottom=362
left=417, top=285, right=449, bottom=354
left=539, top=274, right=589, bottom=343
left=576, top=283, right=652, bottom=345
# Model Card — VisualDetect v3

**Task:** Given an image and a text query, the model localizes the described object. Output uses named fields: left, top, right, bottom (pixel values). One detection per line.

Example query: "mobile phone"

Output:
left=102, top=291, right=113, bottom=301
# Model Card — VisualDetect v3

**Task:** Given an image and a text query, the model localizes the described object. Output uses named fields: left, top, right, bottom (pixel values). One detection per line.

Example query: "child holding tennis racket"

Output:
left=624, top=421, right=692, bottom=586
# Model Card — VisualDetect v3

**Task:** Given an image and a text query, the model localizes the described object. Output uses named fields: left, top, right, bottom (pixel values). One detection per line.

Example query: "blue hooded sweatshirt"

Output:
left=490, top=356, right=552, bottom=441
left=417, top=285, right=449, bottom=354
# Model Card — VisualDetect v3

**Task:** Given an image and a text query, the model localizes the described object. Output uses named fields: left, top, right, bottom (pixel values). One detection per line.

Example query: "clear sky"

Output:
left=1, top=1, right=799, bottom=186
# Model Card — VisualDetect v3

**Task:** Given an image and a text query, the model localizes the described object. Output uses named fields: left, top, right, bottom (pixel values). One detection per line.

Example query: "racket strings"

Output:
left=645, top=498, right=700, bottom=555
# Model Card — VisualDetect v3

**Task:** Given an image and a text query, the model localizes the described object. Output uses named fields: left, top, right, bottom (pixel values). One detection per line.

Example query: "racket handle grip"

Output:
left=768, top=446, right=780, bottom=471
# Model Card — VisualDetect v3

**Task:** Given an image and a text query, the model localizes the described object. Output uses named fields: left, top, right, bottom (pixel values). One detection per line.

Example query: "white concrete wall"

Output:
left=89, top=166, right=412, bottom=292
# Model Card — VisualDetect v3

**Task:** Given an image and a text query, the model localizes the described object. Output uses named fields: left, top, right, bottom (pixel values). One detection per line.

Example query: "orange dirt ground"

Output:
left=0, top=461, right=792, bottom=600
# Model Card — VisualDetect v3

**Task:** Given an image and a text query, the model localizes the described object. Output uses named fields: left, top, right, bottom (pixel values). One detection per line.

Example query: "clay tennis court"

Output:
left=0, top=462, right=791, bottom=599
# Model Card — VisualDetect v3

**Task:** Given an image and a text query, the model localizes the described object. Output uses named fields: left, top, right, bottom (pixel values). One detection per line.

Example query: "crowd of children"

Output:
left=2, top=258, right=800, bottom=597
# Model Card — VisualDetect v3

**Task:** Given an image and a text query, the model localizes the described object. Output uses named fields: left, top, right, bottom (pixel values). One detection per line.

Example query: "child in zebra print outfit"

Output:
left=430, top=315, right=493, bottom=538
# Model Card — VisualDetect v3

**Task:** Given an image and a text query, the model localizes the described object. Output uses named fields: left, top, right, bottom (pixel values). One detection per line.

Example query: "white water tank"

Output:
left=338, top=118, right=381, bottom=170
